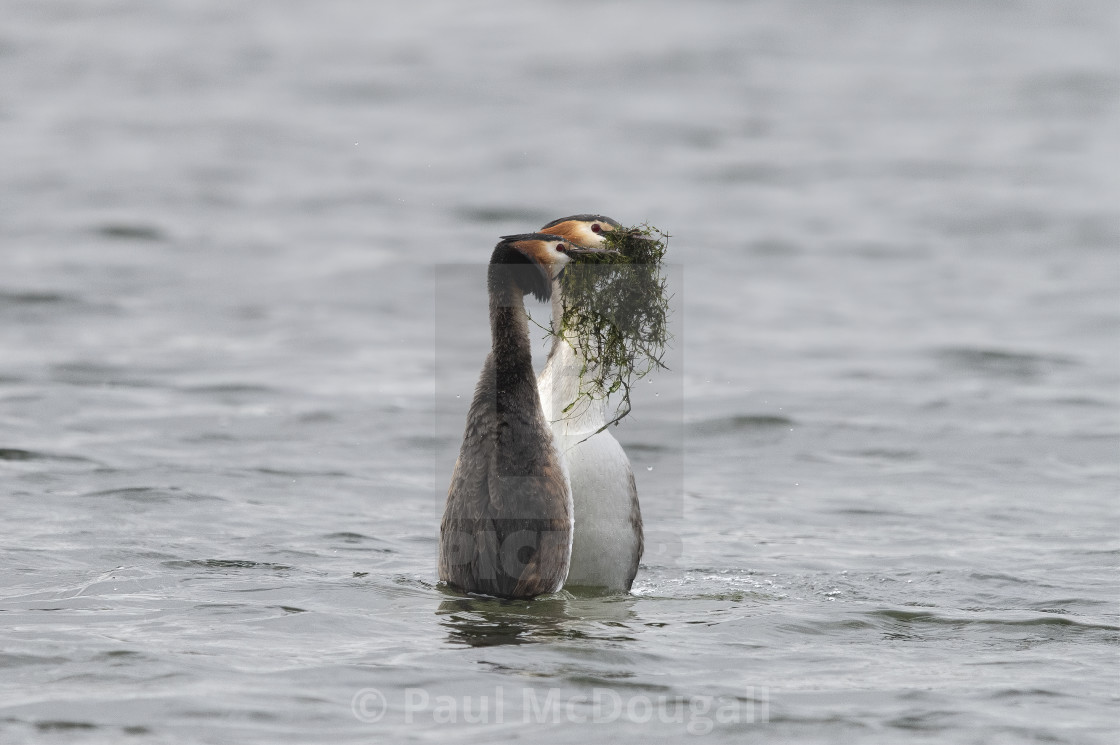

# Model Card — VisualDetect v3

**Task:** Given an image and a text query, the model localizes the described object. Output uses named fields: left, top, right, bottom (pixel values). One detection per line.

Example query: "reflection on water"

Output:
left=437, top=591, right=640, bottom=648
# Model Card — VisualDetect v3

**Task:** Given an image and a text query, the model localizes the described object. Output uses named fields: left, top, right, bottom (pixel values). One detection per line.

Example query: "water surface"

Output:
left=1, top=1, right=1117, bottom=742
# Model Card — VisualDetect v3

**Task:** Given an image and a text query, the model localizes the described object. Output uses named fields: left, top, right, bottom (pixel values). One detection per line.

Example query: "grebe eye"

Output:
left=555, top=243, right=566, bottom=252
left=591, top=223, right=602, bottom=233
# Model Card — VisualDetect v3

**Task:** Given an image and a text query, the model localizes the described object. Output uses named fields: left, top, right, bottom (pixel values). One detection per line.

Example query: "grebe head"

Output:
left=493, top=232, right=586, bottom=301
left=539, top=214, right=623, bottom=249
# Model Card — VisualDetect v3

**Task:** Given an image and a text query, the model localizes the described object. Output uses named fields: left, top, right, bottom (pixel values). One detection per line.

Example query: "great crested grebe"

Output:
left=536, top=214, right=643, bottom=593
left=439, top=232, right=612, bottom=599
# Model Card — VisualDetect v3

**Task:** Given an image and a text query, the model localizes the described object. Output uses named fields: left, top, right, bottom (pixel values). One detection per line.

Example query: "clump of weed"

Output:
left=555, top=223, right=671, bottom=432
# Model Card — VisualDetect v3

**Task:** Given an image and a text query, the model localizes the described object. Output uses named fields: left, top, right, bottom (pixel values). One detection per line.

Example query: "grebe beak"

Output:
left=563, top=245, right=619, bottom=256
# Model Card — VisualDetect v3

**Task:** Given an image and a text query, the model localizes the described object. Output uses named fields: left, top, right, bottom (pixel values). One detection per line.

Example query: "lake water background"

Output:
left=1, top=1, right=1118, bottom=743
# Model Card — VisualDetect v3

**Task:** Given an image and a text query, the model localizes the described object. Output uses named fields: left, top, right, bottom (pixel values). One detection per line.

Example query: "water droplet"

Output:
left=647, top=466, right=653, bottom=471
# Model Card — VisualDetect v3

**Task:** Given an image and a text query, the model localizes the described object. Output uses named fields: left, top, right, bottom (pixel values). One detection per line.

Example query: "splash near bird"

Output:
left=438, top=233, right=615, bottom=599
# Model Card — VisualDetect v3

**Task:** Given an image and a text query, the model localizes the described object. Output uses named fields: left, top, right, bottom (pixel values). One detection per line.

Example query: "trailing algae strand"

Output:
left=555, top=223, right=671, bottom=432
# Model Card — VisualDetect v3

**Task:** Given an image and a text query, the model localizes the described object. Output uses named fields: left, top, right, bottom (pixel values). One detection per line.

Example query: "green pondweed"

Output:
left=553, top=223, right=672, bottom=433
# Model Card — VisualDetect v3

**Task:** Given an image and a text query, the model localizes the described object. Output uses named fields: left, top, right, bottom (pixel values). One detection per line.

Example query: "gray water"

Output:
left=2, top=1, right=1118, bottom=743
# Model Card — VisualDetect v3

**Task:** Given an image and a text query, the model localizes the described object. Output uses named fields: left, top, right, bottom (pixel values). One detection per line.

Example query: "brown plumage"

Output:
left=438, top=233, right=580, bottom=598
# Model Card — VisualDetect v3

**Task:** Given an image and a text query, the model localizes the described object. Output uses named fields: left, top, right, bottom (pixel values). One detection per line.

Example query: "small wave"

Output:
left=0, top=652, right=71, bottom=668
left=36, top=721, right=99, bottom=732
left=690, top=414, right=795, bottom=437
left=50, top=362, right=157, bottom=388
left=1025, top=598, right=1117, bottom=612
left=95, top=223, right=166, bottom=241
left=811, top=448, right=925, bottom=470
left=1049, top=395, right=1116, bottom=407
left=182, top=383, right=277, bottom=395
left=841, top=448, right=920, bottom=461
left=987, top=687, right=1069, bottom=699
left=0, top=448, right=95, bottom=463
left=0, top=290, right=76, bottom=305
left=829, top=506, right=913, bottom=517
left=1078, top=547, right=1120, bottom=557
left=935, top=346, right=1076, bottom=379
left=393, top=575, right=438, bottom=592
left=622, top=441, right=669, bottom=453
left=82, top=487, right=220, bottom=503
left=324, top=531, right=372, bottom=542
left=0, top=290, right=116, bottom=316
left=457, top=206, right=548, bottom=225
left=162, top=559, right=294, bottom=571
left=870, top=608, right=1119, bottom=632
left=968, top=572, right=1061, bottom=588
left=886, top=710, right=959, bottom=732
left=324, top=533, right=396, bottom=553
left=255, top=467, right=350, bottom=478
